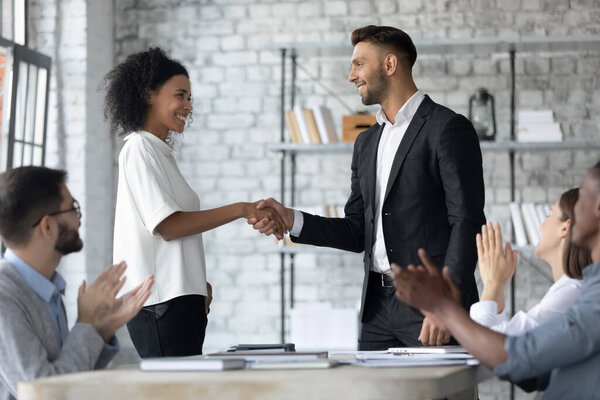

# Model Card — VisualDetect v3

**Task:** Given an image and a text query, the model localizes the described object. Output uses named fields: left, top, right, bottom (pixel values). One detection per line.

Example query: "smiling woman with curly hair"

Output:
left=104, top=48, right=286, bottom=358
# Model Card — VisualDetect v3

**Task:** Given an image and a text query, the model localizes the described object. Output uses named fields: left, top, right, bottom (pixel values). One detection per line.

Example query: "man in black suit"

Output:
left=252, top=25, right=485, bottom=349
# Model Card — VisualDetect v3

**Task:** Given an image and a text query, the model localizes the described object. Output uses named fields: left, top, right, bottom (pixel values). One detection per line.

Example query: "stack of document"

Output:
left=517, top=110, right=562, bottom=142
left=140, top=356, right=245, bottom=371
left=206, top=350, right=335, bottom=370
left=206, top=350, right=328, bottom=362
left=353, top=347, right=477, bottom=368
left=226, top=343, right=295, bottom=352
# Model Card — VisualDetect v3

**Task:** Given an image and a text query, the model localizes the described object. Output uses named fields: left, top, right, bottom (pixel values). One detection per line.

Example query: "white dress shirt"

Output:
left=469, top=274, right=582, bottom=336
left=290, top=91, right=425, bottom=274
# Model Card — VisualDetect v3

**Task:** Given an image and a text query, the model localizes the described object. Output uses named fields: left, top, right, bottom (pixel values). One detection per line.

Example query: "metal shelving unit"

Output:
left=269, top=35, right=600, bottom=346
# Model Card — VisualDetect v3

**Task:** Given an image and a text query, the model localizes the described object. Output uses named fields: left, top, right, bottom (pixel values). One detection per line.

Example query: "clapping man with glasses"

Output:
left=0, top=166, right=154, bottom=400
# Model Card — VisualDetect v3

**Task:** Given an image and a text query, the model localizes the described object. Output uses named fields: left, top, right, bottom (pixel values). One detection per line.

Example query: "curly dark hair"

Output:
left=103, top=47, right=189, bottom=134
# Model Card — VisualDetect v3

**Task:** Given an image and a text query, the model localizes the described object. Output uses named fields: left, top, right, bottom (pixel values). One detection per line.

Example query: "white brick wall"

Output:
left=26, top=0, right=600, bottom=397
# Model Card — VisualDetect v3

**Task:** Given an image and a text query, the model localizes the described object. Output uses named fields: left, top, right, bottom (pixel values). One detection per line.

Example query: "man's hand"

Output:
left=419, top=314, right=451, bottom=346
left=476, top=222, right=518, bottom=312
left=77, top=262, right=128, bottom=331
left=96, top=275, right=154, bottom=342
left=205, top=281, right=213, bottom=315
left=247, top=198, right=294, bottom=239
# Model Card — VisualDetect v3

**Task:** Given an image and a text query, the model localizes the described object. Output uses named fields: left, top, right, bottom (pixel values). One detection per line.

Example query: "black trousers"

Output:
left=358, top=271, right=425, bottom=350
left=127, top=294, right=207, bottom=358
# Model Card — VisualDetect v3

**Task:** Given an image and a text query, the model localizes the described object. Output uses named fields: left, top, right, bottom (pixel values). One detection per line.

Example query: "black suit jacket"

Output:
left=292, top=95, right=486, bottom=322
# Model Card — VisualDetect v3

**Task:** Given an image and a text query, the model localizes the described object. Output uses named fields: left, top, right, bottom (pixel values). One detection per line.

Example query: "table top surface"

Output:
left=18, top=359, right=494, bottom=400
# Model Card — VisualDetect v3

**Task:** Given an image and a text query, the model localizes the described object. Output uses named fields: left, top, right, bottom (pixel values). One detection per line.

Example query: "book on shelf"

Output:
left=284, top=106, right=339, bottom=145
left=284, top=110, right=302, bottom=143
left=509, top=202, right=552, bottom=247
left=312, top=105, right=338, bottom=144
left=521, top=203, right=541, bottom=246
left=509, top=202, right=528, bottom=247
left=535, top=204, right=548, bottom=226
left=140, top=356, right=246, bottom=371
left=303, top=109, right=322, bottom=144
left=517, top=109, right=562, bottom=142
left=293, top=106, right=312, bottom=144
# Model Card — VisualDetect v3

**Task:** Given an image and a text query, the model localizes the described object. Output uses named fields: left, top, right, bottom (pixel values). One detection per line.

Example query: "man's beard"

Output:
left=361, top=65, right=389, bottom=106
left=55, top=223, right=83, bottom=255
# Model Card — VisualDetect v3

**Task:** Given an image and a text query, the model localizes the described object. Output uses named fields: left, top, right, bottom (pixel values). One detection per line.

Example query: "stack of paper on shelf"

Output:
left=517, top=110, right=562, bottom=142
left=284, top=106, right=339, bottom=144
left=509, top=202, right=551, bottom=246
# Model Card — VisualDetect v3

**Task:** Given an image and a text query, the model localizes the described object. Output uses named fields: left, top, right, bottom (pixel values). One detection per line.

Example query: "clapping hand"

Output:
left=96, top=274, right=154, bottom=342
left=77, top=262, right=154, bottom=342
left=391, top=249, right=459, bottom=314
left=247, top=198, right=294, bottom=240
left=476, top=222, right=518, bottom=312
left=77, top=262, right=127, bottom=332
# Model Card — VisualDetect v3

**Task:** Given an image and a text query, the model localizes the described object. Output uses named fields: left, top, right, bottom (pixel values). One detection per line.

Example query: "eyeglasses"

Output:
left=31, top=199, right=82, bottom=227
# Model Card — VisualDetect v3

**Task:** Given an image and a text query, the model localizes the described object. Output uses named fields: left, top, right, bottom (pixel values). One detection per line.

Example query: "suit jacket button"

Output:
left=384, top=212, right=390, bottom=216
left=389, top=249, right=393, bottom=252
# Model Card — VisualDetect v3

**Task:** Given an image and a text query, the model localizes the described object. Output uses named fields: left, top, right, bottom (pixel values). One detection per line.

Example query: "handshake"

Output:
left=244, top=198, right=293, bottom=241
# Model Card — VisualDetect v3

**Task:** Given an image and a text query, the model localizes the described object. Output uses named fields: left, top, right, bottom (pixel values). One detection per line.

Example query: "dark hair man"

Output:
left=0, top=166, right=153, bottom=400
left=252, top=25, right=485, bottom=349
left=392, top=161, right=600, bottom=398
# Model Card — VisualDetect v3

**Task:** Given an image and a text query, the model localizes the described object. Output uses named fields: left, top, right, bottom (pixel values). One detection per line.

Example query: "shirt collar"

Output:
left=124, top=131, right=174, bottom=156
left=376, top=90, right=425, bottom=127
left=4, top=248, right=66, bottom=303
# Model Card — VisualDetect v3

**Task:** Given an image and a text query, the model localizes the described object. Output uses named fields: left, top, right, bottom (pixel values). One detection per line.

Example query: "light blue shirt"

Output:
left=3, top=248, right=119, bottom=351
left=495, top=261, right=600, bottom=399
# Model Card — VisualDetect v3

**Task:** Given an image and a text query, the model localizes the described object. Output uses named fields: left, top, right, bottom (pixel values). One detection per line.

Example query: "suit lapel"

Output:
left=364, top=123, right=384, bottom=214
left=383, top=96, right=432, bottom=203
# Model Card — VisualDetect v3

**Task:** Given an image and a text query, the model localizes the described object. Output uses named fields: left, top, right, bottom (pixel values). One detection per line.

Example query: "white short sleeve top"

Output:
left=113, top=131, right=207, bottom=305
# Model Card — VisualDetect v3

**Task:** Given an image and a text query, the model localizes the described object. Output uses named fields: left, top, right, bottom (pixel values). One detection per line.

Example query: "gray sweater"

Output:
left=0, top=260, right=117, bottom=400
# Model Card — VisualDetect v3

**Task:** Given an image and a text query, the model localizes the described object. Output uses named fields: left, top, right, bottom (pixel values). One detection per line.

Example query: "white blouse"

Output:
left=469, top=275, right=582, bottom=336
left=113, top=131, right=207, bottom=306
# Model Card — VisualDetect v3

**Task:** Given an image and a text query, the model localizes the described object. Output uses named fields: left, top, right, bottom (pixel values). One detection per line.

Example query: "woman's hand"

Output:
left=476, top=222, right=518, bottom=313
